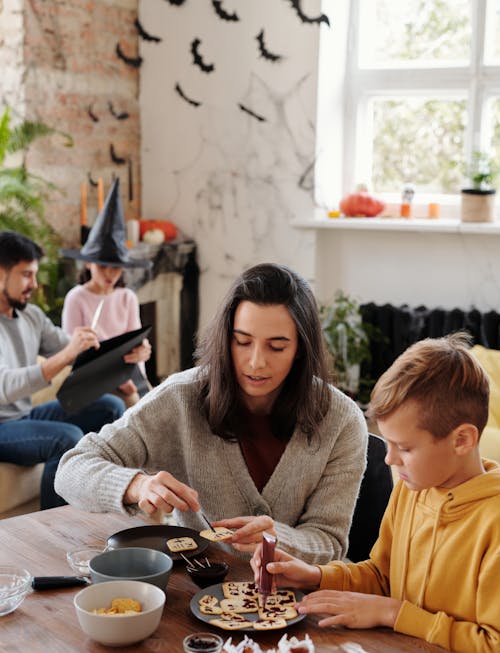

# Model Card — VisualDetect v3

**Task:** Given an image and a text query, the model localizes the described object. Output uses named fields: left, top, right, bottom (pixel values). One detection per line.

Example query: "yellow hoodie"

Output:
left=319, top=459, right=500, bottom=653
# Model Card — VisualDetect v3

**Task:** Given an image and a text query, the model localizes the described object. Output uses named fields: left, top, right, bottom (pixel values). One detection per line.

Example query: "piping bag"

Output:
left=258, top=532, right=276, bottom=609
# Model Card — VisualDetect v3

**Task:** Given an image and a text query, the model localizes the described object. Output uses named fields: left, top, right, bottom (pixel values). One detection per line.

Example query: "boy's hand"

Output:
left=297, top=590, right=402, bottom=629
left=211, top=516, right=276, bottom=553
left=250, top=545, right=321, bottom=590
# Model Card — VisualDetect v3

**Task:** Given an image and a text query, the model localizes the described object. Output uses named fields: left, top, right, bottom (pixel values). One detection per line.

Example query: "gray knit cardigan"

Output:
left=55, top=367, right=368, bottom=564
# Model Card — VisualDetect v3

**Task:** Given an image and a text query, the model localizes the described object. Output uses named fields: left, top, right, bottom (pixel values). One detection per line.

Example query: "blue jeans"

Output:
left=0, top=395, right=125, bottom=510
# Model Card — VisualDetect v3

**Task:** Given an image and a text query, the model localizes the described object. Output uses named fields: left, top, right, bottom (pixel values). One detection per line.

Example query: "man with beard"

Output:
left=0, top=231, right=125, bottom=509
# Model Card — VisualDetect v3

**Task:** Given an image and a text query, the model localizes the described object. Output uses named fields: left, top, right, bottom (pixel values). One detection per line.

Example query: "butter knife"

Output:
left=197, top=510, right=217, bottom=533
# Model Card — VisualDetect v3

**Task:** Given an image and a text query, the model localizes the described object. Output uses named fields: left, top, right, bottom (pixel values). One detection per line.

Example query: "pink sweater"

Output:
left=62, top=285, right=146, bottom=376
left=62, top=285, right=141, bottom=339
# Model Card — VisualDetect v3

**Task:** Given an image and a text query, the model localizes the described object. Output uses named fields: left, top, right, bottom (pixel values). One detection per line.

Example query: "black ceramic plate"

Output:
left=106, top=525, right=208, bottom=562
left=190, top=582, right=305, bottom=632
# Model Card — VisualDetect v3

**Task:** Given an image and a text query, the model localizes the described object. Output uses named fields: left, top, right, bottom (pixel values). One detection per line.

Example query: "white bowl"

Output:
left=0, top=566, right=32, bottom=617
left=74, top=579, right=165, bottom=646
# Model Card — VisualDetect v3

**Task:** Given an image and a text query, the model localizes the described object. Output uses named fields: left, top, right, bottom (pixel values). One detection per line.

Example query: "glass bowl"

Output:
left=183, top=632, right=224, bottom=653
left=186, top=561, right=229, bottom=589
left=67, top=548, right=104, bottom=576
left=0, top=566, right=32, bottom=617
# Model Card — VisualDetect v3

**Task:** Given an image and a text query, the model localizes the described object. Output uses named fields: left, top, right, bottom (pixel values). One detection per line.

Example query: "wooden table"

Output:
left=0, top=507, right=444, bottom=652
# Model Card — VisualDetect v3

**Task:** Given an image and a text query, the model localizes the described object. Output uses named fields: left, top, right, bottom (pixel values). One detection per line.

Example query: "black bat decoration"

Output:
left=287, top=0, right=330, bottom=27
left=108, top=101, right=129, bottom=120
left=238, top=103, right=266, bottom=123
left=191, top=38, right=215, bottom=73
left=164, top=0, right=186, bottom=4
left=134, top=18, right=162, bottom=43
left=87, top=105, right=99, bottom=122
left=175, top=83, right=202, bottom=107
left=110, top=144, right=127, bottom=165
left=212, top=0, right=239, bottom=22
left=87, top=172, right=98, bottom=187
left=115, top=43, right=143, bottom=68
left=256, top=29, right=282, bottom=62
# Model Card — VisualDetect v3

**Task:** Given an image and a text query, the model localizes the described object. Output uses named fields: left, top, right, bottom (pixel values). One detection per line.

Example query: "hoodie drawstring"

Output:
left=399, top=491, right=454, bottom=606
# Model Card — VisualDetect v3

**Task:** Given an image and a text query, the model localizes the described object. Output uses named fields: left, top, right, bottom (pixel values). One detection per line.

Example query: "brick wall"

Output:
left=1, top=0, right=140, bottom=246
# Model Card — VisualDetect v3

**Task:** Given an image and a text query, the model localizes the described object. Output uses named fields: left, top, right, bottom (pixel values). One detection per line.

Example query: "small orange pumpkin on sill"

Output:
left=138, top=219, right=177, bottom=241
left=340, top=188, right=385, bottom=218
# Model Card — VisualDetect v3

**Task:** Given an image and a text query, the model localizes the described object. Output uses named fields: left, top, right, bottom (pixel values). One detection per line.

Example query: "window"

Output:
left=344, top=0, right=500, bottom=208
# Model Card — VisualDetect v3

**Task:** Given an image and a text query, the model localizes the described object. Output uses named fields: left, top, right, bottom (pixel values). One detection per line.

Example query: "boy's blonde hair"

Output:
left=366, top=332, right=489, bottom=438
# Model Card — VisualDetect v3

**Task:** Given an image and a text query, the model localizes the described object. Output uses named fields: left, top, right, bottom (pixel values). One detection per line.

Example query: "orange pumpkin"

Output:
left=340, top=192, right=385, bottom=217
left=138, top=220, right=177, bottom=241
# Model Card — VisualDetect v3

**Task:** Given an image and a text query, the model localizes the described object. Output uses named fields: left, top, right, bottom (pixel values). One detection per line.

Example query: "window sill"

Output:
left=293, top=211, right=500, bottom=235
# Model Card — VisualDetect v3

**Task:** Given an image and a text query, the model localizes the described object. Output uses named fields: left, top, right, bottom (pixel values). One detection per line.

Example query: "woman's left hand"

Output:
left=296, top=590, right=402, bottom=629
left=212, top=516, right=277, bottom=553
left=124, top=338, right=152, bottom=364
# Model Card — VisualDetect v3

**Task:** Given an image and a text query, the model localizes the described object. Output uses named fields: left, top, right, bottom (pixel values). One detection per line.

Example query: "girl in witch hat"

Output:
left=61, top=178, right=152, bottom=406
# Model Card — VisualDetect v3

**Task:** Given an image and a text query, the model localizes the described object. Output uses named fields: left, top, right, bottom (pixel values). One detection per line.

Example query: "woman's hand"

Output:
left=296, top=590, right=402, bottom=629
left=211, top=516, right=276, bottom=554
left=250, top=545, right=321, bottom=590
left=124, top=338, right=152, bottom=364
left=124, top=471, right=200, bottom=516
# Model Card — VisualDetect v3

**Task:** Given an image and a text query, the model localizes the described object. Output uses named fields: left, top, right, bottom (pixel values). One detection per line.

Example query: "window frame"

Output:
left=343, top=0, right=500, bottom=210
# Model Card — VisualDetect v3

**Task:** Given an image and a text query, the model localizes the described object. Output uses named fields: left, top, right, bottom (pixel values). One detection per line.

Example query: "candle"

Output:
left=428, top=202, right=440, bottom=219
left=97, top=178, right=104, bottom=212
left=80, top=182, right=87, bottom=226
left=128, top=157, right=133, bottom=202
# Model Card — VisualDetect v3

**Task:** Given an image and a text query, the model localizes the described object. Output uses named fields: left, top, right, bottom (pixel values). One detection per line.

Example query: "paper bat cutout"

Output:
left=287, top=0, right=330, bottom=27
left=115, top=42, right=143, bottom=68
left=175, top=83, right=202, bottom=107
left=191, top=38, right=215, bottom=73
left=238, top=103, right=266, bottom=122
left=134, top=18, right=162, bottom=43
left=87, top=105, right=99, bottom=122
left=110, top=144, right=127, bottom=165
left=164, top=0, right=186, bottom=4
left=256, top=29, right=282, bottom=62
left=87, top=172, right=98, bottom=187
left=212, top=0, right=239, bottom=22
left=108, top=102, right=129, bottom=120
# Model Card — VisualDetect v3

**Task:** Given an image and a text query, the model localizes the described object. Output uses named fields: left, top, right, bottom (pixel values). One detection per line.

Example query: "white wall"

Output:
left=139, top=0, right=330, bottom=327
left=139, top=0, right=500, bottom=330
left=314, top=226, right=500, bottom=312
left=0, top=0, right=25, bottom=112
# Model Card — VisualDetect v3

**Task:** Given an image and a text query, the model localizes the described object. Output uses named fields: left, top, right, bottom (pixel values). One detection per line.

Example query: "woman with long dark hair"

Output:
left=56, top=263, right=367, bottom=563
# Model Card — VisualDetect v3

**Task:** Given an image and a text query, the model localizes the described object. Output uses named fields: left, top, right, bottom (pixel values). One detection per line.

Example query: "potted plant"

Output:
left=320, top=291, right=375, bottom=402
left=460, top=150, right=499, bottom=223
left=0, top=106, right=73, bottom=321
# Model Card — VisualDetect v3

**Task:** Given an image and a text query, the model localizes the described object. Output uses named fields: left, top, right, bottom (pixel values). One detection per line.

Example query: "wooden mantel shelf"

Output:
left=293, top=211, right=500, bottom=235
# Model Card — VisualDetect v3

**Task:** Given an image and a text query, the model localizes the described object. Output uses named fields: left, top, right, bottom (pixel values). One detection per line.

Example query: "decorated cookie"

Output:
left=166, top=536, right=198, bottom=552
left=220, top=597, right=258, bottom=614
left=199, top=527, right=235, bottom=542
left=253, top=617, right=288, bottom=630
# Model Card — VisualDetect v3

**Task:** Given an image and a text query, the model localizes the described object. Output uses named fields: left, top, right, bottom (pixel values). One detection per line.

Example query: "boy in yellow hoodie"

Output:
left=251, top=333, right=500, bottom=653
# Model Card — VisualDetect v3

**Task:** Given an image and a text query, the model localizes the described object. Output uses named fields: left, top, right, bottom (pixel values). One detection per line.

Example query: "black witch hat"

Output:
left=61, top=178, right=151, bottom=269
